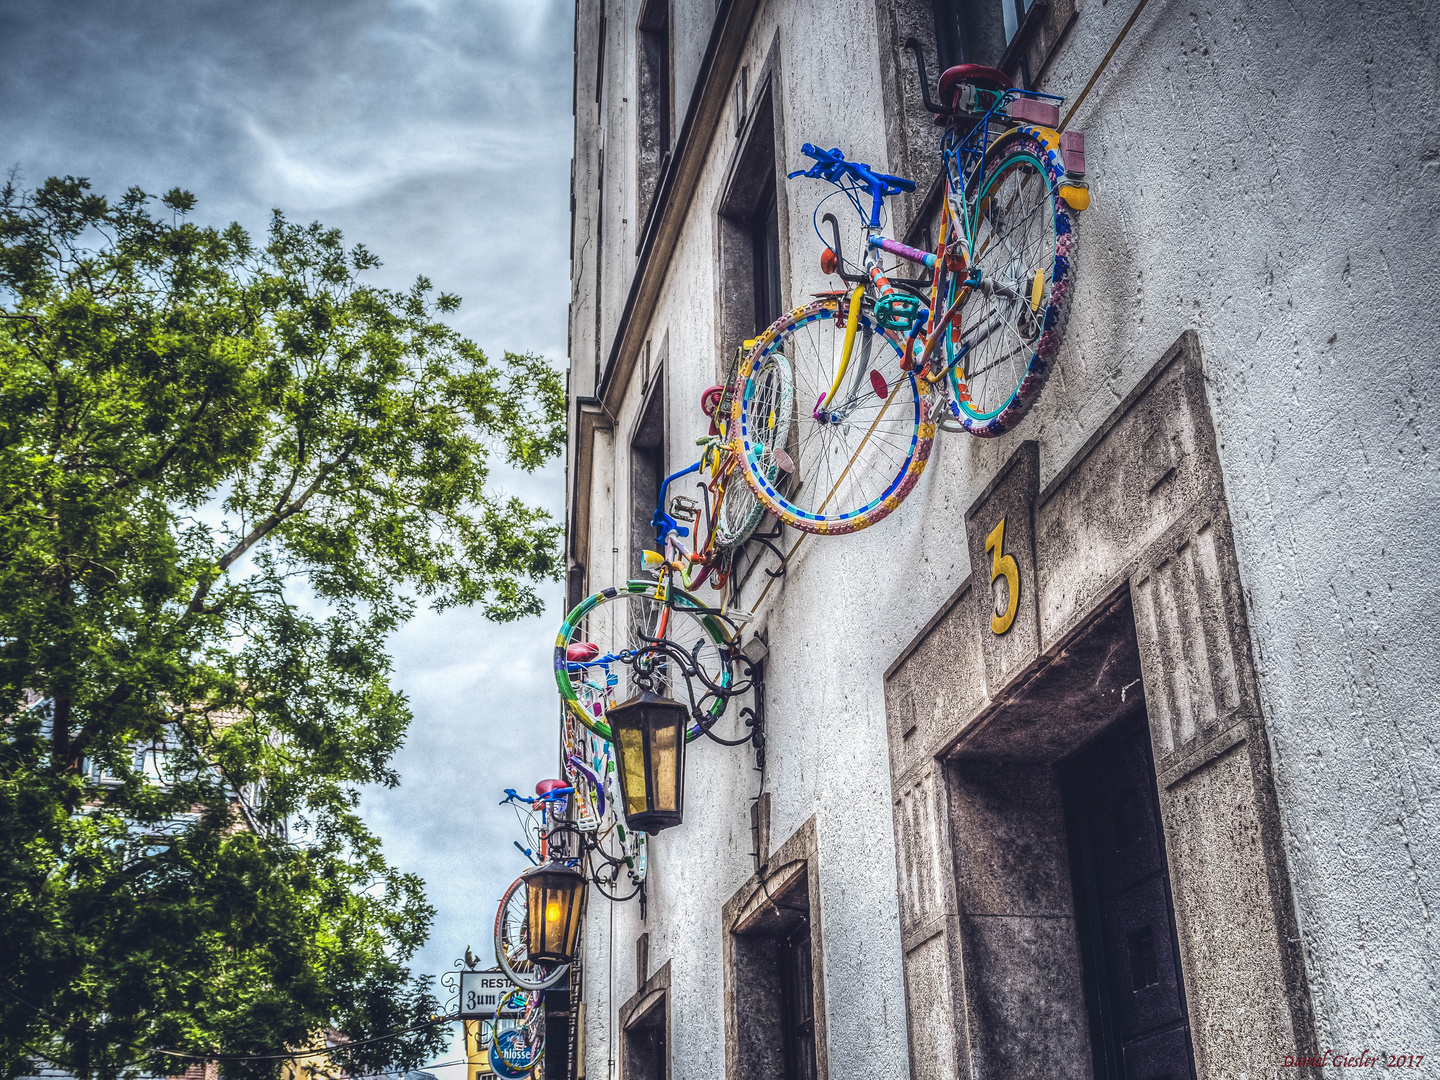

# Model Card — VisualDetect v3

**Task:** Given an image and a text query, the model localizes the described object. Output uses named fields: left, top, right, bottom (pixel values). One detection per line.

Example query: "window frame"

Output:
left=635, top=0, right=672, bottom=249
left=722, top=816, right=828, bottom=1080
left=619, top=959, right=672, bottom=1080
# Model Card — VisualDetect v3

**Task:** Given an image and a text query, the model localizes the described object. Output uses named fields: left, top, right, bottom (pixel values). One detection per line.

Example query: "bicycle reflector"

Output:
left=521, top=862, right=586, bottom=965
left=606, top=690, right=687, bottom=833
left=821, top=246, right=838, bottom=275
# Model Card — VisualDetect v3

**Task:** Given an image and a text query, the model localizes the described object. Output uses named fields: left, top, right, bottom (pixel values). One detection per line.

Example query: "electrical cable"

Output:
left=1059, top=0, right=1154, bottom=131
left=3, top=985, right=459, bottom=1066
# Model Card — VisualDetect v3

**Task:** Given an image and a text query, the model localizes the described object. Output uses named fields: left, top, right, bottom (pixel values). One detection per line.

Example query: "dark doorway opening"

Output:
left=1062, top=720, right=1197, bottom=1080
left=730, top=866, right=817, bottom=1080
left=623, top=996, right=665, bottom=1080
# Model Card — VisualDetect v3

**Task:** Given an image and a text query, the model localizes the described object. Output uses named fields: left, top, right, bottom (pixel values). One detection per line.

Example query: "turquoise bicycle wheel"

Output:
left=944, top=129, right=1075, bottom=437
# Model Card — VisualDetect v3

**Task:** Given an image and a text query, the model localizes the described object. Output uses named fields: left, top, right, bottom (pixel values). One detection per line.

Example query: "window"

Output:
left=620, top=961, right=670, bottom=1080
left=933, top=0, right=1035, bottom=69
left=726, top=853, right=822, bottom=1080
left=629, top=364, right=665, bottom=577
left=636, top=0, right=671, bottom=237
left=750, top=178, right=782, bottom=334
left=716, top=77, right=783, bottom=360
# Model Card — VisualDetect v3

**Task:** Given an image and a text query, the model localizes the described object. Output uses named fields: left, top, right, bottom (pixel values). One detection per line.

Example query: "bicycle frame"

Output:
left=796, top=82, right=1066, bottom=400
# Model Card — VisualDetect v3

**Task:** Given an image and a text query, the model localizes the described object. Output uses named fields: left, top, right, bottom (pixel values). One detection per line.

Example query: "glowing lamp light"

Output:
left=606, top=690, right=687, bottom=833
left=521, top=862, right=586, bottom=966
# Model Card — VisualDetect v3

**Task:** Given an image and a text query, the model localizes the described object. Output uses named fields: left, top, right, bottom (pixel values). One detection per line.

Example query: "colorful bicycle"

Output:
left=729, top=55, right=1089, bottom=534
left=487, top=986, right=544, bottom=1079
left=494, top=781, right=576, bottom=992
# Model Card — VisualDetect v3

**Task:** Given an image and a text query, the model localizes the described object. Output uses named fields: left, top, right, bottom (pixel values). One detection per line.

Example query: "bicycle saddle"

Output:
left=535, top=778, right=567, bottom=797
left=938, top=63, right=1012, bottom=106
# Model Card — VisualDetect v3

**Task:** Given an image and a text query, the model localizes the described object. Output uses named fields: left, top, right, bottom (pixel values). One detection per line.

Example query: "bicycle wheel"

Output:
left=732, top=298, right=935, bottom=534
left=713, top=351, right=793, bottom=547
left=944, top=129, right=1074, bottom=437
left=494, top=873, right=569, bottom=991
left=555, top=580, right=734, bottom=742
left=490, top=1023, right=544, bottom=1079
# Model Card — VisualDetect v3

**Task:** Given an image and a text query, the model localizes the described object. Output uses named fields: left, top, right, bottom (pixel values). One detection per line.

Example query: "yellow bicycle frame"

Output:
left=817, top=284, right=865, bottom=414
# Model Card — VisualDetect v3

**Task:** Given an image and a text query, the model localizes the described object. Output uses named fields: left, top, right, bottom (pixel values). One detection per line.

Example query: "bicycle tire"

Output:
left=494, top=873, right=570, bottom=991
left=713, top=350, right=793, bottom=547
left=731, top=298, right=935, bottom=534
left=943, top=128, right=1074, bottom=437
left=554, top=580, right=734, bottom=743
left=490, top=1025, right=544, bottom=1079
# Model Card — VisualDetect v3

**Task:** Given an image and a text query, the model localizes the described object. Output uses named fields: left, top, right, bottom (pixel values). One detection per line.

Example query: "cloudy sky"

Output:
left=0, top=0, right=573, bottom=1072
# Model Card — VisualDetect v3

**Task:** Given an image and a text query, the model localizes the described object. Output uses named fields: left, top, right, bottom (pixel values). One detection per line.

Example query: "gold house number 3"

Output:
left=985, top=517, right=1020, bottom=635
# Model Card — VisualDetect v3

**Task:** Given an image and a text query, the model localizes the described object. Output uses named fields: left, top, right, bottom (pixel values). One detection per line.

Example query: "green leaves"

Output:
left=0, top=178, right=566, bottom=1079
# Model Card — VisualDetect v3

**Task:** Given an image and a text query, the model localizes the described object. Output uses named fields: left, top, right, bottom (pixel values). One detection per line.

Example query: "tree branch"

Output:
left=185, top=436, right=360, bottom=616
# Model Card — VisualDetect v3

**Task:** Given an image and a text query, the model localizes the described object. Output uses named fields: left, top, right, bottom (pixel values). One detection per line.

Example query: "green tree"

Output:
left=0, top=177, right=566, bottom=1080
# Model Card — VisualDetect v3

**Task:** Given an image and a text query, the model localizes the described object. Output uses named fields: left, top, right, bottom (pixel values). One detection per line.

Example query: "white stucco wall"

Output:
left=570, top=0, right=1440, bottom=1074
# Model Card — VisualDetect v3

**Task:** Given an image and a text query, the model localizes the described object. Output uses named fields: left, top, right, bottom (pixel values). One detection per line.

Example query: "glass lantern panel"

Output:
left=615, top=725, right=650, bottom=817
left=650, top=720, right=679, bottom=812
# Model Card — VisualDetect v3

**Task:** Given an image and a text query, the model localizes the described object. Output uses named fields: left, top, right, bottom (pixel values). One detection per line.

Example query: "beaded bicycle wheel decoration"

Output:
left=554, top=580, right=734, bottom=743
left=943, top=128, right=1074, bottom=437
left=732, top=298, right=937, bottom=534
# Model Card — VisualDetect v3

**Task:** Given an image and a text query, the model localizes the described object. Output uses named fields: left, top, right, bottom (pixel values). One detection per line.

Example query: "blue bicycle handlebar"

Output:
left=500, top=786, right=573, bottom=807
left=788, top=143, right=916, bottom=227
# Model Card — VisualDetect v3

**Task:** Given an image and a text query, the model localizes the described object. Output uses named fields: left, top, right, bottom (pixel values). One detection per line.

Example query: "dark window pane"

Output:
left=636, top=0, right=669, bottom=232
left=630, top=385, right=665, bottom=576
left=751, top=181, right=781, bottom=333
left=1127, top=926, right=1158, bottom=992
left=932, top=0, right=1033, bottom=68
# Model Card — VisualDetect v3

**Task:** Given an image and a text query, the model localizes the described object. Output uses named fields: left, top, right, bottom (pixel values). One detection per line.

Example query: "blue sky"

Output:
left=0, top=0, right=573, bottom=1071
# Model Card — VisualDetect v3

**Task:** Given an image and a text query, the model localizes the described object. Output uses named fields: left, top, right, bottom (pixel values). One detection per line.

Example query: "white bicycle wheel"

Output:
left=713, top=351, right=793, bottom=548
left=494, top=873, right=569, bottom=991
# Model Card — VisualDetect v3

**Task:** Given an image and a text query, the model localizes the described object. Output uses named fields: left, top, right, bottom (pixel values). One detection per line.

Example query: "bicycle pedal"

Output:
left=670, top=496, right=700, bottom=521
left=725, top=607, right=755, bottom=624
left=875, top=293, right=923, bottom=333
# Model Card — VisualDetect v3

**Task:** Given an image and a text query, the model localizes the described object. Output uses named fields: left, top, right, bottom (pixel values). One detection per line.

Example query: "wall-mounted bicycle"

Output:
left=729, top=53, right=1089, bottom=534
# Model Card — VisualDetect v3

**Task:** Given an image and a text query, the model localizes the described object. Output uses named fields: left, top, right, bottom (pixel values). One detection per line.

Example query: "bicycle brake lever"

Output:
left=821, top=213, right=867, bottom=285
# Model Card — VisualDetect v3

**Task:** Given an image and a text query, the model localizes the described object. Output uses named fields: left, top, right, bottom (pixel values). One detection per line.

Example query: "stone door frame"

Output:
left=882, top=331, right=1317, bottom=1080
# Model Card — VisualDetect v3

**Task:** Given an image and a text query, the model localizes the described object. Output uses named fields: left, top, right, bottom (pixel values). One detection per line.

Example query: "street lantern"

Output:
left=606, top=690, right=687, bottom=833
left=522, top=862, right=586, bottom=965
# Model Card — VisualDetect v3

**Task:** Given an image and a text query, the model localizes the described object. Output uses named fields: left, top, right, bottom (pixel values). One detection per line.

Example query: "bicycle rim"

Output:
left=732, top=299, right=934, bottom=534
left=555, top=580, right=734, bottom=742
left=494, top=874, right=569, bottom=991
left=714, top=352, right=794, bottom=547
left=490, top=1026, right=544, bottom=1079
left=945, top=130, right=1073, bottom=437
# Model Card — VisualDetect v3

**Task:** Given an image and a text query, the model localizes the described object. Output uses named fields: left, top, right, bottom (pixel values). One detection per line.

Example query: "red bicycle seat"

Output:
left=566, top=642, right=600, bottom=662
left=939, top=63, right=1012, bottom=107
left=535, top=778, right=567, bottom=797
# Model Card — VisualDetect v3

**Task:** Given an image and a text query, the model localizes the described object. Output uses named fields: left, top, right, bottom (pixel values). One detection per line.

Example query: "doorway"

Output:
left=1062, top=720, right=1196, bottom=1080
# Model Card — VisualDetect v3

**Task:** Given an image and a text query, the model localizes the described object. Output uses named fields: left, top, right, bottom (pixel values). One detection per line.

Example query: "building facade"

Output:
left=564, top=2, right=1438, bottom=1078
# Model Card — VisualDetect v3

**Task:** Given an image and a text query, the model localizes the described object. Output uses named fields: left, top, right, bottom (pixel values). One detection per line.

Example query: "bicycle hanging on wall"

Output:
left=729, top=51, right=1090, bottom=534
